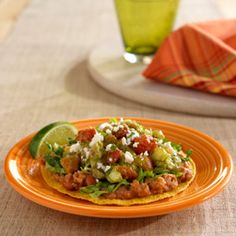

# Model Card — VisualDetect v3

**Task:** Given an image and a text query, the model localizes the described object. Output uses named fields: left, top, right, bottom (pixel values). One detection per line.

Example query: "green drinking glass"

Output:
left=114, top=0, right=179, bottom=64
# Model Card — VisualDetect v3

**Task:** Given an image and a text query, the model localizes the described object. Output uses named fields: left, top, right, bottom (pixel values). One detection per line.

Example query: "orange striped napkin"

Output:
left=143, top=19, right=236, bottom=97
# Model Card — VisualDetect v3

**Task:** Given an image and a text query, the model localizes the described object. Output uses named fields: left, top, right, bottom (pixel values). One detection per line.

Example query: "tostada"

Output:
left=29, top=118, right=196, bottom=205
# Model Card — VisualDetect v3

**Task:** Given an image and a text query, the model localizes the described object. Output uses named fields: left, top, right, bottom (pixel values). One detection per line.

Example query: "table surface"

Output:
left=0, top=0, right=235, bottom=235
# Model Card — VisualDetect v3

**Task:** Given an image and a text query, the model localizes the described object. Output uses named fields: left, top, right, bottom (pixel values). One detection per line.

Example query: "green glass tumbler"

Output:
left=114, top=0, right=179, bottom=64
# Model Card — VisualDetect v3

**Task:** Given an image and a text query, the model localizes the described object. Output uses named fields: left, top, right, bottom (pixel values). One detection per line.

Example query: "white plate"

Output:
left=88, top=42, right=236, bottom=117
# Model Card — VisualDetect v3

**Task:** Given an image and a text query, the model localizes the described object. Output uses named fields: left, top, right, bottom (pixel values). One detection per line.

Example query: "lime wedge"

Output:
left=29, top=121, right=78, bottom=159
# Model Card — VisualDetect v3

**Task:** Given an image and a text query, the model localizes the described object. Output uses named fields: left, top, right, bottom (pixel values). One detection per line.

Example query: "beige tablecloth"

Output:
left=0, top=0, right=235, bottom=235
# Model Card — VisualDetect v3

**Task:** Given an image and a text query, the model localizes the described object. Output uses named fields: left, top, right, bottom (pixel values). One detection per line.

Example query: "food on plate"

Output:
left=29, top=118, right=196, bottom=205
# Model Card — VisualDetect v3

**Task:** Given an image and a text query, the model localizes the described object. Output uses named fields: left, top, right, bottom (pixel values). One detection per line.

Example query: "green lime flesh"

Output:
left=29, top=121, right=78, bottom=159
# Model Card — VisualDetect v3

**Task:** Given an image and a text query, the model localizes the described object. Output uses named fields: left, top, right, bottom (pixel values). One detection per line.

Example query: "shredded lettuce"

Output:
left=45, top=141, right=64, bottom=157
left=181, top=149, right=193, bottom=162
left=153, top=167, right=183, bottom=177
left=43, top=141, right=65, bottom=174
left=67, top=137, right=77, bottom=145
left=89, top=191, right=108, bottom=198
left=45, top=157, right=65, bottom=174
left=112, top=179, right=129, bottom=192
left=137, top=169, right=155, bottom=183
left=79, top=179, right=129, bottom=198
left=171, top=142, right=182, bottom=152
left=153, top=167, right=170, bottom=175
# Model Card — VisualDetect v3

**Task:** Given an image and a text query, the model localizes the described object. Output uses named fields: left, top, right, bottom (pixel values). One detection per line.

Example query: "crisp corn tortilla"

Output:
left=41, top=160, right=196, bottom=206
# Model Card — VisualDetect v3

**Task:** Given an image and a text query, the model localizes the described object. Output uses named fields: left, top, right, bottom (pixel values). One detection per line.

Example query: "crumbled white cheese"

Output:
left=81, top=147, right=90, bottom=160
left=108, top=157, right=112, bottom=162
left=89, top=132, right=104, bottom=147
left=121, top=137, right=128, bottom=146
left=105, top=129, right=112, bottom=134
left=159, top=130, right=164, bottom=137
left=140, top=151, right=149, bottom=159
left=97, top=162, right=103, bottom=169
left=124, top=151, right=134, bottom=164
left=105, top=144, right=113, bottom=152
left=99, top=122, right=113, bottom=130
left=157, top=139, right=163, bottom=145
left=133, top=142, right=139, bottom=148
left=146, top=135, right=153, bottom=143
left=120, top=117, right=124, bottom=123
left=97, top=162, right=111, bottom=172
left=143, top=151, right=149, bottom=156
left=172, top=154, right=182, bottom=165
left=113, top=124, right=124, bottom=132
left=127, top=129, right=140, bottom=140
left=104, top=165, right=111, bottom=172
left=145, top=129, right=152, bottom=135
left=132, top=130, right=140, bottom=139
left=126, top=129, right=140, bottom=145
left=113, top=126, right=119, bottom=132
left=163, top=141, right=171, bottom=148
left=163, top=142, right=176, bottom=154
left=70, top=142, right=81, bottom=153
left=140, top=156, right=144, bottom=161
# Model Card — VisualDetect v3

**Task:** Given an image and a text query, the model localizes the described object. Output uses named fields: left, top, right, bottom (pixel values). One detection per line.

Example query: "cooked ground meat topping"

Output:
left=43, top=118, right=193, bottom=199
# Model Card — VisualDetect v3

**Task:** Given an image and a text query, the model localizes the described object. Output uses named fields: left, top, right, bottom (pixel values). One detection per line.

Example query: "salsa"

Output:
left=42, top=118, right=193, bottom=200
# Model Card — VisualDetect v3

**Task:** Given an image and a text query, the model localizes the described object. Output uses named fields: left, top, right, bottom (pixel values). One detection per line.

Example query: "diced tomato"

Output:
left=133, top=135, right=156, bottom=154
left=60, top=155, right=80, bottom=174
left=116, top=166, right=138, bottom=180
left=107, top=149, right=122, bottom=164
left=113, top=126, right=128, bottom=139
left=85, top=175, right=97, bottom=186
left=141, top=157, right=154, bottom=171
left=76, top=128, right=96, bottom=142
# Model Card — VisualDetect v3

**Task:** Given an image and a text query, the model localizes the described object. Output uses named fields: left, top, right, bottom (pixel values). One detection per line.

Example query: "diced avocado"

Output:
left=172, top=154, right=182, bottom=166
left=60, top=155, right=79, bottom=173
left=103, top=134, right=118, bottom=146
left=133, top=156, right=143, bottom=167
left=151, top=147, right=171, bottom=162
left=124, top=119, right=145, bottom=133
left=151, top=147, right=172, bottom=168
left=106, top=168, right=123, bottom=183
left=152, top=130, right=165, bottom=139
left=151, top=147, right=183, bottom=169
left=90, top=142, right=103, bottom=159
left=165, top=158, right=176, bottom=169
left=92, top=168, right=105, bottom=179
left=88, top=143, right=104, bottom=169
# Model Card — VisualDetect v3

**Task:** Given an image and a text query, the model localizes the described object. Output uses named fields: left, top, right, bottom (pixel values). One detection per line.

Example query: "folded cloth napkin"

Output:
left=143, top=19, right=236, bottom=97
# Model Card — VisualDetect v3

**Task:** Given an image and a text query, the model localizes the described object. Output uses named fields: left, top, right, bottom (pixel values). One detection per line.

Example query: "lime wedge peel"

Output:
left=29, top=122, right=78, bottom=159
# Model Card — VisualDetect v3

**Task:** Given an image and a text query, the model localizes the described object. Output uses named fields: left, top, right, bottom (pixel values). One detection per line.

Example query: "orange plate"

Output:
left=4, top=118, right=233, bottom=218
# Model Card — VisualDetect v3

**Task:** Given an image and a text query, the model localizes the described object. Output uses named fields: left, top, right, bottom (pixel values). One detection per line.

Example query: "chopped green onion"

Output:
left=45, top=154, right=65, bottom=174
left=109, top=118, right=118, bottom=124
left=67, top=137, right=77, bottom=145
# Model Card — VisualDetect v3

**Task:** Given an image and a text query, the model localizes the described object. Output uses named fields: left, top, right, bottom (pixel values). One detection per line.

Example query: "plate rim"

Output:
left=4, top=117, right=234, bottom=218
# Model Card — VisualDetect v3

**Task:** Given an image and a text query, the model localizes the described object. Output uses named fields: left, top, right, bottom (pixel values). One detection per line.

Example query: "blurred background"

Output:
left=0, top=1, right=236, bottom=236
